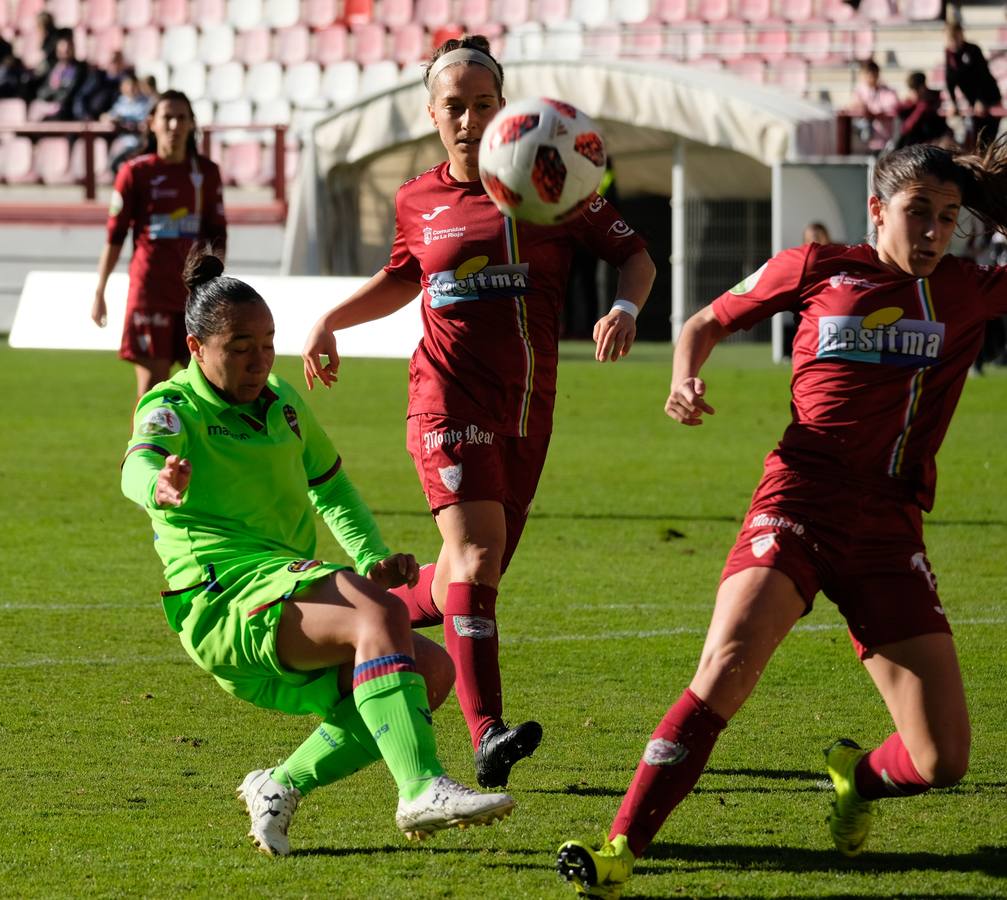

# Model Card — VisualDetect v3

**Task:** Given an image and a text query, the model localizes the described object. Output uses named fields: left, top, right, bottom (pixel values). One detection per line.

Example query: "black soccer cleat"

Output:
left=474, top=720, right=543, bottom=788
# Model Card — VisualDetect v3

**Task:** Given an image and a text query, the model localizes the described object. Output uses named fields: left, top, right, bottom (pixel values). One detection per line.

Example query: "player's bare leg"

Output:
left=433, top=500, right=542, bottom=787
left=133, top=358, right=173, bottom=399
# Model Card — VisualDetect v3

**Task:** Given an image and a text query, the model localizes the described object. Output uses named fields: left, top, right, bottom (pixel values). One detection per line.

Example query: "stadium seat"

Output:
left=265, top=0, right=301, bottom=28
left=235, top=28, right=272, bottom=65
left=624, top=20, right=662, bottom=57
left=494, top=0, right=530, bottom=27
left=380, top=0, right=414, bottom=27
left=712, top=24, right=747, bottom=61
left=821, top=0, right=854, bottom=23
left=415, top=0, right=452, bottom=27
left=136, top=59, right=169, bottom=93
left=163, top=24, right=199, bottom=66
left=207, top=61, right=245, bottom=102
left=124, top=26, right=162, bottom=65
left=81, top=0, right=115, bottom=29
left=458, top=0, right=490, bottom=27
left=49, top=0, right=81, bottom=28
left=304, top=0, right=340, bottom=28
left=359, top=60, right=401, bottom=95
left=34, top=137, right=73, bottom=185
left=570, top=0, right=608, bottom=27
left=391, top=22, right=426, bottom=65
left=246, top=60, right=284, bottom=102
left=27, top=98, right=60, bottom=121
left=192, top=0, right=226, bottom=23
left=756, top=26, right=789, bottom=60
left=0, top=98, right=27, bottom=125
left=503, top=22, right=543, bottom=59
left=314, top=25, right=350, bottom=64
left=222, top=140, right=265, bottom=186
left=737, top=0, right=771, bottom=21
left=655, top=0, right=689, bottom=24
left=119, top=0, right=152, bottom=28
left=795, top=26, right=832, bottom=62
left=155, top=0, right=191, bottom=27
left=283, top=61, right=324, bottom=107
left=275, top=25, right=311, bottom=65
left=770, top=56, right=808, bottom=92
left=2, top=135, right=36, bottom=183
left=0, top=0, right=8, bottom=27
left=254, top=96, right=292, bottom=124
left=344, top=0, right=374, bottom=25
left=169, top=61, right=208, bottom=100
left=432, top=25, right=466, bottom=47
left=228, top=0, right=264, bottom=30
left=352, top=22, right=387, bottom=66
left=858, top=0, right=901, bottom=22
left=322, top=60, right=361, bottom=107
left=88, top=26, right=124, bottom=68
left=69, top=134, right=109, bottom=184
left=614, top=0, right=650, bottom=22
left=853, top=26, right=874, bottom=58
left=727, top=57, right=766, bottom=82
left=584, top=25, right=622, bottom=57
left=698, top=0, right=730, bottom=23
left=543, top=21, right=584, bottom=61
left=198, top=24, right=236, bottom=67
left=778, top=0, right=813, bottom=20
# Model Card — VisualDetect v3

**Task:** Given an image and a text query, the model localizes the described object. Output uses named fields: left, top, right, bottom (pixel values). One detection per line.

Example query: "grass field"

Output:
left=2, top=339, right=1005, bottom=899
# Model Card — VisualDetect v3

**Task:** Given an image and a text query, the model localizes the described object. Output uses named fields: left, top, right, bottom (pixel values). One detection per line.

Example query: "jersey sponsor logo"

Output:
left=729, top=262, right=768, bottom=295
left=150, top=175, right=167, bottom=185
left=151, top=187, right=178, bottom=200
left=139, top=407, right=182, bottom=437
left=132, top=310, right=171, bottom=328
left=421, top=205, right=451, bottom=221
left=607, top=218, right=633, bottom=238
left=910, top=551, right=938, bottom=592
left=428, top=256, right=530, bottom=307
left=749, top=513, right=805, bottom=536
left=751, top=533, right=776, bottom=558
left=207, top=424, right=249, bottom=440
left=108, top=189, right=123, bottom=217
left=282, top=404, right=301, bottom=438
left=149, top=208, right=200, bottom=240
left=423, top=224, right=466, bottom=245
left=817, top=307, right=945, bottom=366
left=438, top=463, right=463, bottom=492
left=643, top=738, right=689, bottom=766
left=422, top=424, right=495, bottom=454
left=287, top=559, right=322, bottom=573
left=829, top=271, right=880, bottom=289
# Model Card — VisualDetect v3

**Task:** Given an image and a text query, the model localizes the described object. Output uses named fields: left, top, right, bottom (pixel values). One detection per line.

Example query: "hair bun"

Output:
left=183, top=244, right=225, bottom=292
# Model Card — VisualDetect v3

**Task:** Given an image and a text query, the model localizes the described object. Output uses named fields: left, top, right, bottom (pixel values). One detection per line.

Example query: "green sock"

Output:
left=352, top=670, right=445, bottom=801
left=271, top=695, right=381, bottom=795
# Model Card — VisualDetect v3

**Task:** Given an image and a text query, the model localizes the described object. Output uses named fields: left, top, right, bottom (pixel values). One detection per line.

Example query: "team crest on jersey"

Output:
left=283, top=404, right=301, bottom=438
left=423, top=226, right=433, bottom=245
left=438, top=464, right=463, bottom=493
left=817, top=307, right=945, bottom=366
left=751, top=533, right=776, bottom=558
left=729, top=263, right=768, bottom=295
left=140, top=407, right=182, bottom=437
left=287, top=559, right=321, bottom=573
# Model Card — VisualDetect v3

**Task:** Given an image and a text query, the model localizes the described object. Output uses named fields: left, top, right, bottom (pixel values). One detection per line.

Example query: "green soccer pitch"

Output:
left=2, top=340, right=1004, bottom=899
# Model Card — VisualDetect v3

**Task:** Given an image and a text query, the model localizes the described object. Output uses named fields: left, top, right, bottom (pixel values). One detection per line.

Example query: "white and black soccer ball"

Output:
left=478, top=97, right=606, bottom=225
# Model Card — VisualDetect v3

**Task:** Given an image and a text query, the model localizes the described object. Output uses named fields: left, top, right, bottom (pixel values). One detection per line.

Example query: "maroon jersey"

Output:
left=713, top=242, right=1007, bottom=510
left=107, top=153, right=227, bottom=312
left=385, top=163, right=646, bottom=437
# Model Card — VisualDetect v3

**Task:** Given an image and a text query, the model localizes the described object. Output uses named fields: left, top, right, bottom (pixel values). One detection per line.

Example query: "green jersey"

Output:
left=121, top=358, right=391, bottom=592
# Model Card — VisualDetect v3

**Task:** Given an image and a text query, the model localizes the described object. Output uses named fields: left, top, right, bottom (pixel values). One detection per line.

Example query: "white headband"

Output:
left=426, top=48, right=502, bottom=93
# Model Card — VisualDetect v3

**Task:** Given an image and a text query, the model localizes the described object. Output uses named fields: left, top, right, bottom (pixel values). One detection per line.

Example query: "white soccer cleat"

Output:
left=236, top=769, right=301, bottom=857
left=395, top=775, right=515, bottom=841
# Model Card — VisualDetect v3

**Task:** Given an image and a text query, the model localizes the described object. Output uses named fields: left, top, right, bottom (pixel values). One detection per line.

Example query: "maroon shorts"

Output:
left=406, top=413, right=551, bottom=572
left=120, top=308, right=190, bottom=365
left=720, top=467, right=951, bottom=658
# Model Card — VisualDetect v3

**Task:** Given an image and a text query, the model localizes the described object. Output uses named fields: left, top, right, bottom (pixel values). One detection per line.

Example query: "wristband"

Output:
left=610, top=298, right=639, bottom=320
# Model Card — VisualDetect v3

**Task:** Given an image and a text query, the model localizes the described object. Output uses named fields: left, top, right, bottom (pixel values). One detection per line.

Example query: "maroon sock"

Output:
left=854, top=732, right=932, bottom=799
left=443, top=582, right=501, bottom=748
left=609, top=689, right=727, bottom=858
left=388, top=564, right=443, bottom=627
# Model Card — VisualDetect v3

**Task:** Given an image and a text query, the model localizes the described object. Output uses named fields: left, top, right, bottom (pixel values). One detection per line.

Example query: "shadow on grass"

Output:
left=643, top=841, right=1007, bottom=878
left=290, top=844, right=541, bottom=859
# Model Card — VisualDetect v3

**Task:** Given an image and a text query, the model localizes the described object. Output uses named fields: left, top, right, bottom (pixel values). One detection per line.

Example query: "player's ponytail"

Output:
left=184, top=244, right=263, bottom=340
left=954, top=136, right=1007, bottom=234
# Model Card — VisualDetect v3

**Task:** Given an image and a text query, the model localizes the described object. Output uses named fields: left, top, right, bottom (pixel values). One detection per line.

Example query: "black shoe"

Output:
left=474, top=720, right=543, bottom=788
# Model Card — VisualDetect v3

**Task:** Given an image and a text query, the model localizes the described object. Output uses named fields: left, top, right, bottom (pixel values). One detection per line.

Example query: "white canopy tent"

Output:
left=282, top=59, right=837, bottom=336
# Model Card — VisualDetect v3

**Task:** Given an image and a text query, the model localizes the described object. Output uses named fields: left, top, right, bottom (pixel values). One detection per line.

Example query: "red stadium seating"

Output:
left=2, top=135, right=36, bottom=183
left=275, top=24, right=311, bottom=65
left=777, top=0, right=813, bottom=21
left=756, top=26, right=789, bottom=60
left=737, top=0, right=772, bottom=21
left=192, top=0, right=226, bottom=24
left=698, top=0, right=730, bottom=23
left=415, top=0, right=452, bottom=27
left=81, top=0, right=116, bottom=29
left=87, top=26, right=124, bottom=68
left=49, top=0, right=81, bottom=28
left=119, top=0, right=152, bottom=28
left=821, top=0, right=855, bottom=23
left=0, top=97, right=26, bottom=124
left=380, top=0, right=414, bottom=28
left=794, top=25, right=832, bottom=62
left=234, top=27, right=272, bottom=65
left=728, top=57, right=766, bottom=83
left=314, top=25, right=350, bottom=64
left=392, top=22, right=426, bottom=65
left=496, top=0, right=530, bottom=27
left=69, top=135, right=109, bottom=184
left=34, top=136, right=73, bottom=185
left=344, top=0, right=374, bottom=25
left=155, top=0, right=191, bottom=27
left=655, top=0, right=690, bottom=24
left=124, top=26, right=162, bottom=65
left=16, top=0, right=46, bottom=31
left=712, top=24, right=747, bottom=61
left=431, top=24, right=466, bottom=47
left=905, top=0, right=941, bottom=19
left=858, top=0, right=902, bottom=23
left=458, top=0, right=490, bottom=27
left=304, top=0, right=340, bottom=28
left=624, top=20, right=662, bottom=57
left=222, top=140, right=265, bottom=186
left=352, top=22, right=387, bottom=66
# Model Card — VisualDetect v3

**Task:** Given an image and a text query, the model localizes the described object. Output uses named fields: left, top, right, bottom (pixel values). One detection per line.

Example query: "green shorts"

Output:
left=161, top=554, right=352, bottom=717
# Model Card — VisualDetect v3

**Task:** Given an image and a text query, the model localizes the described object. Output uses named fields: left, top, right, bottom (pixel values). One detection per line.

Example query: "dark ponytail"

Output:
left=183, top=244, right=263, bottom=340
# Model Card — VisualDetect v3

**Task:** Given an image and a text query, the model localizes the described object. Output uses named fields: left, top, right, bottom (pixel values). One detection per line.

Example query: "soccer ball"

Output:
left=478, top=97, right=606, bottom=225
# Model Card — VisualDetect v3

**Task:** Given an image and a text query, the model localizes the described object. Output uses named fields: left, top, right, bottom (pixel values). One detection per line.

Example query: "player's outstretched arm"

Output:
left=154, top=455, right=192, bottom=507
left=665, top=304, right=729, bottom=426
left=92, top=242, right=123, bottom=327
left=593, top=249, right=656, bottom=362
left=302, top=270, right=420, bottom=390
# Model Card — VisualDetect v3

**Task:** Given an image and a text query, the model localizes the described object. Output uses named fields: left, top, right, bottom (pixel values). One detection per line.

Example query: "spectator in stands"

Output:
left=23, top=14, right=61, bottom=102
left=34, top=34, right=87, bottom=121
left=847, top=60, right=900, bottom=153
left=73, top=50, right=130, bottom=122
left=0, top=50, right=26, bottom=100
left=897, top=71, right=951, bottom=149
left=103, top=73, right=153, bottom=173
left=91, top=90, right=227, bottom=400
left=802, top=221, right=831, bottom=245
left=944, top=22, right=1001, bottom=150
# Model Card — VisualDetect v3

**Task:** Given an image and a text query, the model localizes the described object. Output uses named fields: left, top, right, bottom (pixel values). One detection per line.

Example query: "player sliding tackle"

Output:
left=558, top=139, right=1007, bottom=897
left=121, top=246, right=513, bottom=857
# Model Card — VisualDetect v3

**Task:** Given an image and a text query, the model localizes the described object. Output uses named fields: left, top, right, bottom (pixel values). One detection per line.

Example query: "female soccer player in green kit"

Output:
left=121, top=247, right=514, bottom=857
